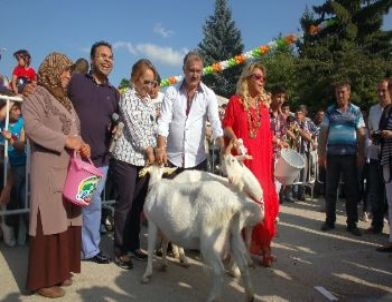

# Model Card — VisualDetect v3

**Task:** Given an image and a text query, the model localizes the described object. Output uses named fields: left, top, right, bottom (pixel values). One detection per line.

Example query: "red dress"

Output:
left=222, top=95, right=279, bottom=252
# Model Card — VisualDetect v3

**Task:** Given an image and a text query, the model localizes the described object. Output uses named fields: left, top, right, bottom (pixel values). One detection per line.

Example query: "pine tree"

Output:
left=297, top=0, right=392, bottom=111
left=198, top=0, right=244, bottom=98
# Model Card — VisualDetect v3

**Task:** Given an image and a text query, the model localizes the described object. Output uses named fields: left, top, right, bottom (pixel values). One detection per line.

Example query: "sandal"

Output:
left=260, top=246, right=277, bottom=267
left=261, top=255, right=277, bottom=267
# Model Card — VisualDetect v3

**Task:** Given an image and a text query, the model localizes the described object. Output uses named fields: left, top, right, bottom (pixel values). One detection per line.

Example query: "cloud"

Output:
left=113, top=41, right=187, bottom=67
left=153, top=23, right=174, bottom=38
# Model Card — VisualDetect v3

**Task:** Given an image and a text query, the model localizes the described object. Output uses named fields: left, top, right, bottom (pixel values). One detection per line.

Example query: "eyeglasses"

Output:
left=143, top=80, right=155, bottom=86
left=250, top=74, right=265, bottom=81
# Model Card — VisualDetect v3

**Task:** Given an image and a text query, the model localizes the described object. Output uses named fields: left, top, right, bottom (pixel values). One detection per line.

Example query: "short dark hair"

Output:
left=271, top=86, right=286, bottom=96
left=298, top=104, right=308, bottom=115
left=90, top=41, right=112, bottom=60
left=282, top=101, right=290, bottom=108
left=13, top=49, right=31, bottom=66
left=334, top=80, right=351, bottom=90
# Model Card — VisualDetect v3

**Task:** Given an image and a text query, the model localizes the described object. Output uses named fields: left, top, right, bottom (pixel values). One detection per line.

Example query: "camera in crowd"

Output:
left=372, top=130, right=383, bottom=145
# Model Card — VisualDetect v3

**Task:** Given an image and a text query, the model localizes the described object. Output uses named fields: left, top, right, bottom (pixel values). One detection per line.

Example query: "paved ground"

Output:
left=1, top=197, right=392, bottom=302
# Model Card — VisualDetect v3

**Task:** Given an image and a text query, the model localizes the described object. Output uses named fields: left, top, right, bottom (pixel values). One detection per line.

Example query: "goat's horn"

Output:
left=139, top=166, right=151, bottom=178
left=163, top=167, right=177, bottom=175
left=235, top=155, right=253, bottom=161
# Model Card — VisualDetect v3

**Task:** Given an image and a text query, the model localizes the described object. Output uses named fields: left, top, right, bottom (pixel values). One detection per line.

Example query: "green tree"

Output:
left=198, top=0, right=244, bottom=98
left=118, top=78, right=130, bottom=90
left=256, top=35, right=300, bottom=106
left=297, top=0, right=392, bottom=111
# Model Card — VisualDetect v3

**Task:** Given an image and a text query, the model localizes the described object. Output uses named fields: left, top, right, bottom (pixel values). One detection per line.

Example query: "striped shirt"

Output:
left=321, top=103, right=365, bottom=155
left=113, top=88, right=157, bottom=166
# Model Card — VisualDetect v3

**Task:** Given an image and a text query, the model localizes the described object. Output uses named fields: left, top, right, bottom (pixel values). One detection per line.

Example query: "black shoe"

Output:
left=321, top=223, right=335, bottom=231
left=297, top=194, right=306, bottom=201
left=114, top=255, right=133, bottom=270
left=365, top=227, right=382, bottom=234
left=285, top=195, right=295, bottom=203
left=376, top=244, right=392, bottom=253
left=347, top=226, right=362, bottom=236
left=130, top=249, right=148, bottom=261
left=84, top=252, right=112, bottom=264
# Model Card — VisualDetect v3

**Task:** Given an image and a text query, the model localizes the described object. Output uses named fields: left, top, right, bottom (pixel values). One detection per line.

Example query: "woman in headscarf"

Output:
left=23, top=52, right=90, bottom=298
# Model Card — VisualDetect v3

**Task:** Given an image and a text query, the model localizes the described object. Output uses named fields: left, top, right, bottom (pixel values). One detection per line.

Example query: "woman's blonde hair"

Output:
left=236, top=62, right=271, bottom=111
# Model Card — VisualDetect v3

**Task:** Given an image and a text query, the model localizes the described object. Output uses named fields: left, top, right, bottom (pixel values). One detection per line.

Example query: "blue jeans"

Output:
left=81, top=166, right=108, bottom=259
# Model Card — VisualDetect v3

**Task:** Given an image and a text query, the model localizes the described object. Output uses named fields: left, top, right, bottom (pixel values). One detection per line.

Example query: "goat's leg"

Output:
left=158, top=237, right=169, bottom=272
left=230, top=231, right=255, bottom=302
left=244, top=226, right=252, bottom=251
left=141, top=221, right=158, bottom=283
left=227, top=257, right=241, bottom=278
left=177, top=246, right=190, bottom=268
left=202, top=232, right=226, bottom=302
left=171, top=243, right=180, bottom=258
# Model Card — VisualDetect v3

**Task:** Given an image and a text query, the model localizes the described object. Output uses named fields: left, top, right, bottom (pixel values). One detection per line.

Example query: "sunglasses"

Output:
left=250, top=74, right=265, bottom=81
left=143, top=80, right=158, bottom=87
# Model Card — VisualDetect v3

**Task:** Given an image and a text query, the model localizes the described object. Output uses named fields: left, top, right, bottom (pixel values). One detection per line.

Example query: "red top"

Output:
left=12, top=66, right=36, bottom=82
left=223, top=95, right=279, bottom=250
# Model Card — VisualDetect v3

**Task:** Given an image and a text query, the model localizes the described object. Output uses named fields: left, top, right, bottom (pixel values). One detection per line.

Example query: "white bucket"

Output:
left=274, top=149, right=305, bottom=185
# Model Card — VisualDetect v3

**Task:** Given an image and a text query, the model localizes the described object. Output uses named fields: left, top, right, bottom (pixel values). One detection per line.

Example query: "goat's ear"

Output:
left=235, top=155, right=253, bottom=161
left=139, top=166, right=152, bottom=178
left=163, top=167, right=177, bottom=176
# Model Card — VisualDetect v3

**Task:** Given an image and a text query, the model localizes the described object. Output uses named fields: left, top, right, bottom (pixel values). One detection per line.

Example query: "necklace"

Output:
left=247, top=98, right=262, bottom=139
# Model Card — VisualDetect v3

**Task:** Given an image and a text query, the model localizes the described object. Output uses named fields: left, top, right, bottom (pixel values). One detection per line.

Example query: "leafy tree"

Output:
left=118, top=78, right=130, bottom=90
left=297, top=0, right=392, bottom=111
left=256, top=35, right=300, bottom=107
left=198, top=0, right=244, bottom=98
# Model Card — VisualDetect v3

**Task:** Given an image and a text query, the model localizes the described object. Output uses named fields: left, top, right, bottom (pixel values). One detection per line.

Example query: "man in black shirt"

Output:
left=68, top=41, right=119, bottom=264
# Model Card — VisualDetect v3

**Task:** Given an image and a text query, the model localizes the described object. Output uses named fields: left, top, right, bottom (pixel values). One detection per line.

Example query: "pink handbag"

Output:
left=63, top=151, right=103, bottom=207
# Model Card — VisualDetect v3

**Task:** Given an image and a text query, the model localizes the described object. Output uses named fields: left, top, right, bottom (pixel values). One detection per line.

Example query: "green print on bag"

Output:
left=75, top=176, right=100, bottom=203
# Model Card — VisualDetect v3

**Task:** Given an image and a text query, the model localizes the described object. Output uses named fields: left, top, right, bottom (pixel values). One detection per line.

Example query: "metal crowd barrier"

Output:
left=0, top=93, right=116, bottom=221
left=0, top=94, right=29, bottom=219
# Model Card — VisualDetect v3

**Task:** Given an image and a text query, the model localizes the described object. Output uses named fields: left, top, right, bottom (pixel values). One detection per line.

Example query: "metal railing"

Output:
left=0, top=94, right=28, bottom=218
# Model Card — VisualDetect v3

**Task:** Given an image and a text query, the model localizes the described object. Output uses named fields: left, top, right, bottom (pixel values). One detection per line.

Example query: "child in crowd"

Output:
left=0, top=102, right=27, bottom=246
left=11, top=49, right=37, bottom=94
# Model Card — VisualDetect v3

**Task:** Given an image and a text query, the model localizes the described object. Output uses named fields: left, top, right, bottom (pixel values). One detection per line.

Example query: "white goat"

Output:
left=172, top=143, right=264, bottom=255
left=140, top=165, right=262, bottom=302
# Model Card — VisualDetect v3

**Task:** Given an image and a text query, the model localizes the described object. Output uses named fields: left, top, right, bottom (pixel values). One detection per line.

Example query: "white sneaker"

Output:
left=2, top=224, right=16, bottom=247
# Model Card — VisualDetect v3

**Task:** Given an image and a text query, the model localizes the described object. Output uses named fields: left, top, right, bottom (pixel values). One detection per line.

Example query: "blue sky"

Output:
left=0, top=0, right=391, bottom=87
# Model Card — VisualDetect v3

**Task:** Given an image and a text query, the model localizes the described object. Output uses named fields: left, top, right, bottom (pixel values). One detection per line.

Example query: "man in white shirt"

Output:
left=156, top=51, right=224, bottom=171
left=366, top=79, right=391, bottom=234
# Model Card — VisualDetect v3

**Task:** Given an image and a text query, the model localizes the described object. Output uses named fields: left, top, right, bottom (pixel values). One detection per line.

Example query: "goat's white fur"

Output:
left=140, top=165, right=261, bottom=302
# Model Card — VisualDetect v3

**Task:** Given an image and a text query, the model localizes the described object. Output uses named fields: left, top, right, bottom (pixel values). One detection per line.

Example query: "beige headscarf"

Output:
left=38, top=52, right=73, bottom=112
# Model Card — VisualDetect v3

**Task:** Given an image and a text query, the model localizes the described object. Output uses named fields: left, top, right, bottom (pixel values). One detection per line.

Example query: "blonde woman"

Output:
left=222, top=62, right=279, bottom=267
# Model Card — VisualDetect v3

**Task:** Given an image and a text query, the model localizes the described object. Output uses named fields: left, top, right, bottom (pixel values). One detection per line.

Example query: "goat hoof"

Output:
left=227, top=267, right=241, bottom=278
left=158, top=264, right=168, bottom=272
left=141, top=276, right=151, bottom=284
left=246, top=295, right=255, bottom=302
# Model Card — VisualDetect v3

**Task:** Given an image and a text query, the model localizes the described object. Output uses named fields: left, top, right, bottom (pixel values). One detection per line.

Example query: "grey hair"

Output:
left=183, top=50, right=204, bottom=68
